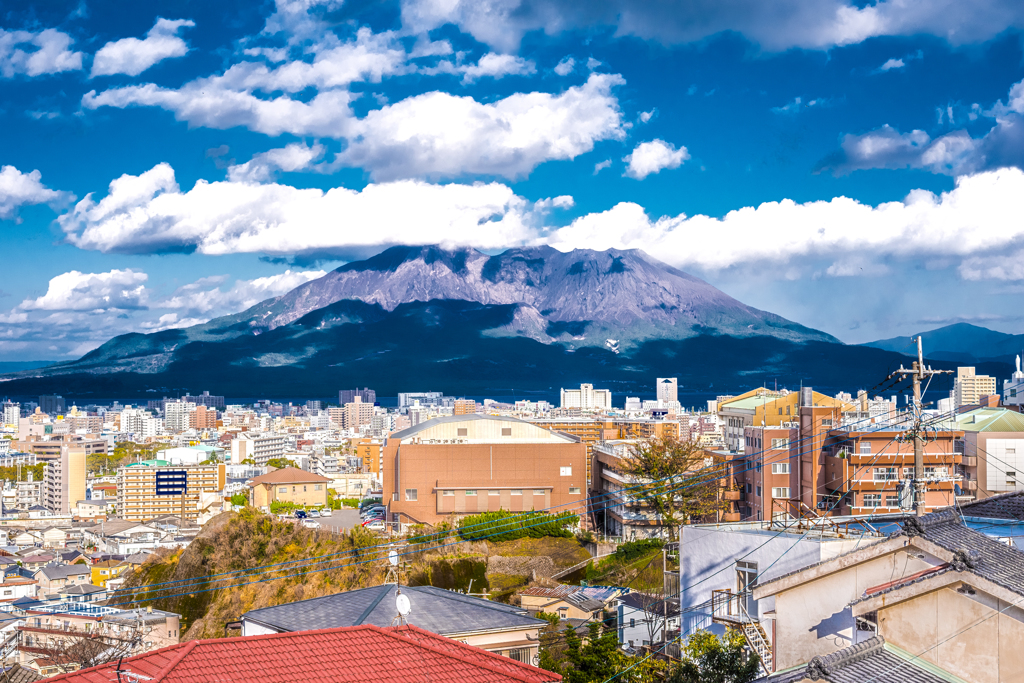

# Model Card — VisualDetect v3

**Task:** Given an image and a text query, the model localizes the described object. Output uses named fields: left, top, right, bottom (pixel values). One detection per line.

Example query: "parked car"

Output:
left=361, top=505, right=386, bottom=518
left=308, top=509, right=320, bottom=518
left=362, top=519, right=386, bottom=531
left=320, top=508, right=332, bottom=517
left=362, top=511, right=385, bottom=521
left=294, top=509, right=308, bottom=519
left=301, top=519, right=321, bottom=529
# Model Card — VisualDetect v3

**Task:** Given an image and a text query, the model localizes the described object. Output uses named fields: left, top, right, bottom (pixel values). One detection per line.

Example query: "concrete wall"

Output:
left=881, top=587, right=1024, bottom=683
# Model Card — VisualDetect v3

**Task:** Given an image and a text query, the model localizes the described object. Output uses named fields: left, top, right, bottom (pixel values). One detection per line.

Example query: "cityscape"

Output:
left=2, top=0, right=1024, bottom=682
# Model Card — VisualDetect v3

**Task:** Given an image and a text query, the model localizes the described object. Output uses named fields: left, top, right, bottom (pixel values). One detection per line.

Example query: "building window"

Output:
left=303, top=485, right=307, bottom=492
left=534, top=489, right=545, bottom=496
left=770, top=438, right=789, bottom=449
left=863, top=493, right=882, bottom=508
left=405, top=489, right=417, bottom=501
left=501, top=428, right=512, bottom=436
left=630, top=618, right=636, bottom=628
left=746, top=483, right=752, bottom=494
left=860, top=443, right=872, bottom=455
left=821, top=419, right=833, bottom=427
left=442, top=490, right=454, bottom=496
left=314, top=484, right=322, bottom=491
left=489, top=490, right=499, bottom=496
left=569, top=486, right=581, bottom=494
left=457, top=428, right=468, bottom=436
left=771, top=463, right=790, bottom=474
left=885, top=494, right=899, bottom=507
left=771, top=487, right=789, bottom=498
left=465, top=490, right=477, bottom=496
left=278, top=487, right=287, bottom=493
left=560, top=466, right=572, bottom=476
left=873, top=467, right=897, bottom=482
left=508, top=648, right=529, bottom=663
left=511, top=489, right=522, bottom=495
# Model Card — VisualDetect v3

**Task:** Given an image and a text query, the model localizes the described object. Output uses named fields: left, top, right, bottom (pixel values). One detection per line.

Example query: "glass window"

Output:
left=442, top=490, right=454, bottom=496
left=278, top=487, right=287, bottom=493
left=569, top=486, right=581, bottom=494
left=860, top=443, right=872, bottom=454
left=771, top=463, right=790, bottom=474
left=770, top=438, right=789, bottom=449
left=465, top=490, right=477, bottom=496
left=511, top=489, right=522, bottom=495
left=489, top=490, right=499, bottom=495
left=560, top=466, right=572, bottom=476
left=314, top=484, right=322, bottom=491
left=885, top=494, right=899, bottom=507
left=873, top=467, right=897, bottom=482
left=534, top=489, right=545, bottom=495
left=863, top=493, right=882, bottom=508
left=405, top=489, right=417, bottom=501
left=771, top=487, right=790, bottom=498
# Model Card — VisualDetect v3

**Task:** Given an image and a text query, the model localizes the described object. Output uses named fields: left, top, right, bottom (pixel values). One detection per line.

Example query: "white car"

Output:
left=362, top=519, right=386, bottom=531
left=308, top=509, right=321, bottom=518
left=320, top=508, right=332, bottom=517
left=301, top=519, right=321, bottom=529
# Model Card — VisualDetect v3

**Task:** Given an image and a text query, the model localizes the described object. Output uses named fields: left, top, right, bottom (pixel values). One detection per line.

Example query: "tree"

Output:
left=667, top=630, right=760, bottom=683
left=19, top=617, right=146, bottom=675
left=229, top=493, right=248, bottom=507
left=265, top=458, right=295, bottom=470
left=617, top=435, right=729, bottom=541
left=543, top=621, right=626, bottom=683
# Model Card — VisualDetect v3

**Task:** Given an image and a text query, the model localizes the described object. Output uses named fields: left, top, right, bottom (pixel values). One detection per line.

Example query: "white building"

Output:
left=1004, top=355, right=1024, bottom=407
left=3, top=403, right=20, bottom=428
left=230, top=433, right=287, bottom=465
left=560, top=383, right=612, bottom=411
left=953, top=366, right=997, bottom=408
left=164, top=401, right=196, bottom=433
left=656, top=378, right=678, bottom=404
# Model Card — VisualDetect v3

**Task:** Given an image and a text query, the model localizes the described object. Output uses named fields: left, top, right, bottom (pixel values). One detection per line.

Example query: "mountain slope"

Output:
left=862, top=323, right=1024, bottom=364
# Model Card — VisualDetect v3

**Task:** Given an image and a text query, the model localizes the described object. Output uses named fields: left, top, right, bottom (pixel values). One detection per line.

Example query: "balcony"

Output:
left=723, top=489, right=743, bottom=502
left=711, top=590, right=755, bottom=625
left=961, top=456, right=978, bottom=467
left=722, top=512, right=741, bottom=522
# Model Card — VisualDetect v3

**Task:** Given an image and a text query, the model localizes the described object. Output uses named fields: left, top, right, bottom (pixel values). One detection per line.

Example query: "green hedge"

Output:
left=457, top=510, right=576, bottom=542
left=614, top=538, right=664, bottom=563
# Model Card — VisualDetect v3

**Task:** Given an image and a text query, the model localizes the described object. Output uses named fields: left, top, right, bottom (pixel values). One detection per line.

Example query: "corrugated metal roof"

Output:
left=953, top=407, right=1024, bottom=432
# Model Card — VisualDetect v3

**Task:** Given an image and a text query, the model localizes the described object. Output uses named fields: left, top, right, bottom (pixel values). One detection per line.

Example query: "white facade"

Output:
left=983, top=438, right=1024, bottom=493
left=656, top=378, right=678, bottom=404
left=3, top=404, right=20, bottom=428
left=1003, top=356, right=1024, bottom=407
left=560, top=383, right=612, bottom=410
left=954, top=366, right=997, bottom=408
left=164, top=401, right=196, bottom=433
left=230, top=433, right=287, bottom=466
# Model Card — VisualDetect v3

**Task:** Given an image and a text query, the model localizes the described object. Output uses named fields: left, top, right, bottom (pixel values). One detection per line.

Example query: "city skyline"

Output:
left=2, top=1, right=1024, bottom=362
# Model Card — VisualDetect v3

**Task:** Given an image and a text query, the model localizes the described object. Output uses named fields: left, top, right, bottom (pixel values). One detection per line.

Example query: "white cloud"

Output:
left=460, top=52, right=536, bottom=83
left=771, top=96, right=830, bottom=114
left=548, top=167, right=1024, bottom=279
left=878, top=58, right=905, bottom=72
left=340, top=73, right=625, bottom=180
left=0, top=165, right=74, bottom=220
left=398, top=0, right=1024, bottom=52
left=160, top=270, right=326, bottom=315
left=874, top=49, right=923, bottom=74
left=91, top=18, right=195, bottom=78
left=586, top=57, right=602, bottom=70
left=534, top=195, right=574, bottom=211
left=554, top=56, right=574, bottom=76
left=623, top=139, right=689, bottom=179
left=262, top=0, right=345, bottom=42
left=0, top=28, right=83, bottom=78
left=227, top=142, right=326, bottom=183
left=18, top=269, right=149, bottom=311
left=59, top=162, right=536, bottom=257
left=638, top=109, right=655, bottom=123
left=593, top=159, right=612, bottom=174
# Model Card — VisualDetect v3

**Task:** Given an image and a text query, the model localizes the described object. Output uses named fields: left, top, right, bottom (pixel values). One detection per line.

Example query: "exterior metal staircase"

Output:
left=710, top=589, right=773, bottom=676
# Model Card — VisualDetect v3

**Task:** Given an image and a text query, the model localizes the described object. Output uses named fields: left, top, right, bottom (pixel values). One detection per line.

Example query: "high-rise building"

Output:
left=340, top=388, right=376, bottom=406
left=230, top=433, right=287, bottom=465
left=656, top=378, right=678, bottom=404
left=953, top=367, right=997, bottom=408
left=1004, top=356, right=1024, bottom=407
left=3, top=402, right=20, bottom=428
left=164, top=401, right=196, bottom=433
left=344, top=396, right=375, bottom=429
left=559, top=384, right=612, bottom=411
left=182, top=391, right=226, bottom=409
left=189, top=405, right=218, bottom=431
left=398, top=392, right=447, bottom=408
left=305, top=400, right=323, bottom=412
left=39, top=395, right=65, bottom=415
left=43, top=444, right=86, bottom=515
left=116, top=461, right=226, bottom=522
left=453, top=399, right=478, bottom=415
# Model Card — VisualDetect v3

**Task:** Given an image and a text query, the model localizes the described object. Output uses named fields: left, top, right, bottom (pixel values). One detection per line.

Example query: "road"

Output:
left=315, top=508, right=361, bottom=533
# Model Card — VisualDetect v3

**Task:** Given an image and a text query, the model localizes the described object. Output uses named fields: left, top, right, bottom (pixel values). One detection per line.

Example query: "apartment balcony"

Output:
left=723, top=489, right=743, bottom=502
left=962, top=479, right=978, bottom=492
left=711, top=590, right=755, bottom=626
left=722, top=512, right=741, bottom=522
left=961, top=456, right=978, bottom=467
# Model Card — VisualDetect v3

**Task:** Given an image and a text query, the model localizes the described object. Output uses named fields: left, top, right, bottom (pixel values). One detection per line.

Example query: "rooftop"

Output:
left=951, top=407, right=1024, bottom=433
left=248, top=467, right=332, bottom=487
left=756, top=636, right=961, bottom=683
left=958, top=490, right=1024, bottom=522
left=242, top=584, right=544, bottom=636
left=43, top=624, right=560, bottom=683
left=390, top=414, right=577, bottom=443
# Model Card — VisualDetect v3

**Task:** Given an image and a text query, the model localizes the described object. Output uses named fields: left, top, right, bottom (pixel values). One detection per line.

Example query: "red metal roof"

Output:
left=864, top=563, right=951, bottom=596
left=43, top=623, right=560, bottom=683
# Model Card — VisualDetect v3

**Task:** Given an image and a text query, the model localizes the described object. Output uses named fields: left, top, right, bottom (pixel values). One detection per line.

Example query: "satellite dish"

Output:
left=388, top=550, right=398, bottom=567
left=396, top=593, right=411, bottom=617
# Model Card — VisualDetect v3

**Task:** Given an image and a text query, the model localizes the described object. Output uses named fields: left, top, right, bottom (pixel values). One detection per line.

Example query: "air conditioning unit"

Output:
left=816, top=502, right=827, bottom=509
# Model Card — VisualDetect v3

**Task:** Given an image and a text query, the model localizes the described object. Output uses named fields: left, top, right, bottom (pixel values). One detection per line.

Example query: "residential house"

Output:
left=241, top=584, right=547, bottom=664
left=11, top=531, right=42, bottom=549
left=17, top=553, right=57, bottom=572
left=33, top=564, right=91, bottom=594
left=518, top=585, right=622, bottom=621
left=0, top=577, right=37, bottom=603
left=39, top=527, right=67, bottom=549
left=90, top=560, right=129, bottom=589
left=949, top=407, right=1024, bottom=500
left=82, top=520, right=170, bottom=555
left=751, top=510, right=1024, bottom=682
left=40, top=624, right=560, bottom=683
left=55, top=583, right=107, bottom=603
left=248, top=467, right=331, bottom=509
left=616, top=592, right=680, bottom=649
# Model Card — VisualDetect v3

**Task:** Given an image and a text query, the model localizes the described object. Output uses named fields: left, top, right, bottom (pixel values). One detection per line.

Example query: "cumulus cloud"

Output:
left=0, top=28, right=83, bottom=78
left=874, top=50, right=922, bottom=73
left=547, top=167, right=1024, bottom=280
left=623, top=139, right=689, bottom=179
left=58, top=162, right=536, bottom=257
left=18, top=269, right=149, bottom=311
left=554, top=56, right=574, bottom=76
left=339, top=73, right=625, bottom=180
left=399, top=0, right=1024, bottom=52
left=771, top=96, right=830, bottom=114
left=160, top=270, right=326, bottom=316
left=459, top=53, right=536, bottom=83
left=0, top=165, right=74, bottom=220
left=91, top=18, right=195, bottom=77
left=821, top=78, right=1024, bottom=176
left=227, top=142, right=326, bottom=183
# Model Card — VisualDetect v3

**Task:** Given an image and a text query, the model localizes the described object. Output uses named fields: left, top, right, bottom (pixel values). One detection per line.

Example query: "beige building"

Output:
left=382, top=414, right=587, bottom=530
left=230, top=433, right=287, bottom=465
left=116, top=461, right=226, bottom=522
left=249, top=467, right=331, bottom=508
left=519, top=585, right=621, bottom=621
left=752, top=510, right=1024, bottom=682
left=43, top=444, right=86, bottom=515
left=954, top=366, right=998, bottom=408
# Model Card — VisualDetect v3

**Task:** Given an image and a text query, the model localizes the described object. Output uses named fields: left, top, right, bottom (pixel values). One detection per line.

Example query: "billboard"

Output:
left=155, top=470, right=188, bottom=496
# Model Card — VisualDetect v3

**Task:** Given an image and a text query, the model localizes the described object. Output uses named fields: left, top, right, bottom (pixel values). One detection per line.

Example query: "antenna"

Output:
left=393, top=589, right=411, bottom=626
left=382, top=545, right=400, bottom=584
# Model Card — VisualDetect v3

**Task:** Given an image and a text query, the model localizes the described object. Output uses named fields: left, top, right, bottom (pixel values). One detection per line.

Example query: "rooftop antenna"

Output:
left=393, top=588, right=411, bottom=626
left=383, top=546, right=400, bottom=585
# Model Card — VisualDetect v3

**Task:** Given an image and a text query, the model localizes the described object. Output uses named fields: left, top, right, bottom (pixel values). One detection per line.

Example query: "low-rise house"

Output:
left=39, top=527, right=67, bottom=549
left=40, top=624, right=560, bottom=683
left=0, top=577, right=37, bottom=603
left=248, top=467, right=331, bottom=509
left=518, top=585, right=622, bottom=621
left=90, top=560, right=128, bottom=588
left=615, top=592, right=680, bottom=649
left=74, top=500, right=109, bottom=520
left=55, top=583, right=107, bottom=603
left=18, top=553, right=57, bottom=572
left=82, top=520, right=171, bottom=554
left=750, top=510, right=1024, bottom=682
left=11, top=531, right=42, bottom=549
left=241, top=584, right=547, bottom=664
left=33, top=564, right=91, bottom=594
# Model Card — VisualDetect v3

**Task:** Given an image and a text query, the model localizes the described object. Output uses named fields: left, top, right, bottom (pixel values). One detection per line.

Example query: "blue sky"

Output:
left=2, top=0, right=1024, bottom=360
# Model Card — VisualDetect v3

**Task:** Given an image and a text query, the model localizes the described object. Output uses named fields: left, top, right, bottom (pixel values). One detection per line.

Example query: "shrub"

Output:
left=457, top=510, right=576, bottom=542
left=229, top=493, right=248, bottom=507
left=614, top=538, right=664, bottom=563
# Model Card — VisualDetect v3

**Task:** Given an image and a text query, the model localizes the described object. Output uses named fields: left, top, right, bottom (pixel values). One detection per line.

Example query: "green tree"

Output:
left=229, top=493, right=248, bottom=507
left=618, top=435, right=728, bottom=541
left=543, top=621, right=626, bottom=683
left=666, top=630, right=760, bottom=683
left=265, top=458, right=295, bottom=470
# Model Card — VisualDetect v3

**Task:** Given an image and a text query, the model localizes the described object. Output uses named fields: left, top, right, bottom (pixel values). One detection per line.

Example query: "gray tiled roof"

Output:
left=756, top=637, right=956, bottom=683
left=242, top=584, right=545, bottom=636
left=958, top=491, right=1024, bottom=521
left=35, top=564, right=90, bottom=580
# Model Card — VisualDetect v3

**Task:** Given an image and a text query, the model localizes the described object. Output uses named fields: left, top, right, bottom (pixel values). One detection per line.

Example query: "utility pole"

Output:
left=896, top=337, right=952, bottom=517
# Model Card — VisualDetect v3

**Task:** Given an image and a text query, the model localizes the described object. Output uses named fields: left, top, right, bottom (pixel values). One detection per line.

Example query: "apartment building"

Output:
left=189, top=404, right=217, bottom=430
left=339, top=387, right=375, bottom=405
left=3, top=402, right=19, bottom=427
left=351, top=437, right=384, bottom=475
left=249, top=468, right=330, bottom=508
left=116, top=461, right=226, bottom=522
left=656, top=377, right=678, bottom=404
left=560, top=383, right=612, bottom=410
left=954, top=366, right=997, bottom=408
left=182, top=391, right=226, bottom=409
left=164, top=400, right=196, bottom=433
left=453, top=399, right=478, bottom=415
left=949, top=406, right=1024, bottom=499
left=382, top=415, right=587, bottom=530
left=43, top=445, right=87, bottom=515
left=740, top=424, right=799, bottom=521
left=16, top=437, right=107, bottom=458
left=230, top=433, right=287, bottom=465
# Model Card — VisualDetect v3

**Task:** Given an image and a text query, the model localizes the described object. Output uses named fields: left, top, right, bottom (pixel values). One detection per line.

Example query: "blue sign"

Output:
left=155, top=470, right=188, bottom=496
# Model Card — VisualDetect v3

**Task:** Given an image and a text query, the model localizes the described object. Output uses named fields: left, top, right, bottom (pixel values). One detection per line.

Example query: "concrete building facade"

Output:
left=954, top=366, right=997, bottom=408
left=116, top=461, right=226, bottom=522
left=43, top=445, right=86, bottom=515
left=560, top=384, right=612, bottom=411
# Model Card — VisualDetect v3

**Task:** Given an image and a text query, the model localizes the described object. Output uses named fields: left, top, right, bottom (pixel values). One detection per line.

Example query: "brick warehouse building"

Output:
left=383, top=415, right=587, bottom=531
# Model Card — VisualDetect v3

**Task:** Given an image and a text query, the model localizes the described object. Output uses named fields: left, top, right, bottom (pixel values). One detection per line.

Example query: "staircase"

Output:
left=710, top=590, right=773, bottom=676
left=741, top=619, right=773, bottom=675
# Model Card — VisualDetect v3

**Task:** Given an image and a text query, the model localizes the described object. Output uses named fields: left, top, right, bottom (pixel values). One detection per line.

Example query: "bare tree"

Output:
left=618, top=435, right=729, bottom=541
left=19, top=617, right=146, bottom=675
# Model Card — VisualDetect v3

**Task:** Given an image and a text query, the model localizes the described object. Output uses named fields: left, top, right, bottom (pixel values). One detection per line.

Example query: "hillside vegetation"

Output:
left=114, top=510, right=591, bottom=640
